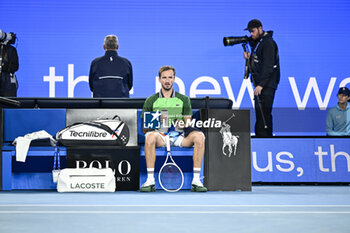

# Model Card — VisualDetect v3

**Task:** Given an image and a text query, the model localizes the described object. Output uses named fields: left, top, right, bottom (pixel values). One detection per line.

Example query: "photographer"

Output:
left=243, top=19, right=280, bottom=137
left=0, top=30, right=19, bottom=97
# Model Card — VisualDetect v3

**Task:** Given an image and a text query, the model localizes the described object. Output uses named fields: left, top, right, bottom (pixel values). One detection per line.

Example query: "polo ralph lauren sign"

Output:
left=66, top=146, right=140, bottom=191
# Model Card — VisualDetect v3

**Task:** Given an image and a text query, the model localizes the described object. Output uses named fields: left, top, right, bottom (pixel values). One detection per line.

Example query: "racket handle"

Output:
left=166, top=135, right=171, bottom=152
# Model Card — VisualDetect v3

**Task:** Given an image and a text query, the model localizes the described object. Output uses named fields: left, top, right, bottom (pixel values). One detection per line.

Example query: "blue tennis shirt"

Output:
left=326, top=103, right=350, bottom=136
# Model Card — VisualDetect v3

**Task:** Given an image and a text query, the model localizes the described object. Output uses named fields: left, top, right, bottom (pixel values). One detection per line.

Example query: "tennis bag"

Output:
left=56, top=115, right=129, bottom=146
left=57, top=168, right=116, bottom=192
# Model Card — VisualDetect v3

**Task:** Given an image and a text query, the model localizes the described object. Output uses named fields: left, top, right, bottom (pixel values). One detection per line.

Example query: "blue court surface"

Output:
left=0, top=186, right=349, bottom=233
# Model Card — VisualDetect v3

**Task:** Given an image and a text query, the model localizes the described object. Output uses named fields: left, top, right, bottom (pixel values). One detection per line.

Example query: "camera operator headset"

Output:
left=0, top=29, right=19, bottom=97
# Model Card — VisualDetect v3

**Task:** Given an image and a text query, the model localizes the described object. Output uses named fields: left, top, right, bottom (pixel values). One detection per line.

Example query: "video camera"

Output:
left=0, top=29, right=17, bottom=45
left=223, top=36, right=250, bottom=46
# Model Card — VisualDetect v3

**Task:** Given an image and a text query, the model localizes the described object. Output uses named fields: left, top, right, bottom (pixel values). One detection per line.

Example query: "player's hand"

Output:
left=243, top=51, right=250, bottom=59
left=254, top=86, right=263, bottom=96
left=175, top=120, right=185, bottom=129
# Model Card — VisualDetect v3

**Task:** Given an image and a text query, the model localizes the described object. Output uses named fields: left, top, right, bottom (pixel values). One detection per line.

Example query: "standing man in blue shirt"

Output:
left=326, top=87, right=350, bottom=136
left=89, top=35, right=133, bottom=97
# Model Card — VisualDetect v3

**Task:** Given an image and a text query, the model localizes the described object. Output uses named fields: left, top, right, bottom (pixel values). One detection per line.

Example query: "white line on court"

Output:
left=0, top=204, right=350, bottom=207
left=0, top=211, right=350, bottom=214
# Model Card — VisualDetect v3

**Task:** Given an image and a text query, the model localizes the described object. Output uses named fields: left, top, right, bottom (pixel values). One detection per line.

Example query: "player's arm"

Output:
left=182, top=96, right=193, bottom=128
left=142, top=96, right=154, bottom=134
left=183, top=115, right=192, bottom=128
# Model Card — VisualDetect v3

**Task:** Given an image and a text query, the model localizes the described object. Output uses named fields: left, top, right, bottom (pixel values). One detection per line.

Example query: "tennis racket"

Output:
left=158, top=134, right=184, bottom=192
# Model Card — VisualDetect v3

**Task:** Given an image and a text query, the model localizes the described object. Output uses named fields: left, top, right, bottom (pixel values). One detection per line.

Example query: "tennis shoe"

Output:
left=191, top=180, right=207, bottom=192
left=140, top=179, right=156, bottom=192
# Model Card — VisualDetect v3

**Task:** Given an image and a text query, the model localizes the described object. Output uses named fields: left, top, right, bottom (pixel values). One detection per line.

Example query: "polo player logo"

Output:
left=219, top=114, right=239, bottom=157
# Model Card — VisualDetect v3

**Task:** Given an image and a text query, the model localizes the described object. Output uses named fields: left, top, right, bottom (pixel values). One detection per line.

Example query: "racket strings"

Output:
left=159, top=164, right=183, bottom=191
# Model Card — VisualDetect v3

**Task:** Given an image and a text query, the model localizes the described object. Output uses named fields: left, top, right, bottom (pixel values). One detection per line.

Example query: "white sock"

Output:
left=193, top=167, right=201, bottom=184
left=147, top=168, right=155, bottom=182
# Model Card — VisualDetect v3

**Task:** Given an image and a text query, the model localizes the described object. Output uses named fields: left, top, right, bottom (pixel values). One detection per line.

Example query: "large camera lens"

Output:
left=0, top=30, right=10, bottom=42
left=223, top=36, right=250, bottom=46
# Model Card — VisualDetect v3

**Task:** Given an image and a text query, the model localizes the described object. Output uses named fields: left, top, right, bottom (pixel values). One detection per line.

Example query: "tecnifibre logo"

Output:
left=143, top=111, right=222, bottom=129
left=69, top=130, right=108, bottom=137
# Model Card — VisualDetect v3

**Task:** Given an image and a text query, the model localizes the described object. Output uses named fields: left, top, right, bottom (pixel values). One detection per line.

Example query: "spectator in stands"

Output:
left=89, top=35, right=133, bottom=97
left=140, top=65, right=207, bottom=192
left=326, top=87, right=350, bottom=136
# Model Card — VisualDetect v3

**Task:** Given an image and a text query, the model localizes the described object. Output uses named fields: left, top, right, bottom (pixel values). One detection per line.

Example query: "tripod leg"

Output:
left=255, top=95, right=268, bottom=129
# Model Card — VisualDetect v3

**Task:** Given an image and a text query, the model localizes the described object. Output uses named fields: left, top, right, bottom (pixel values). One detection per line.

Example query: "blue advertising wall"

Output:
left=1, top=109, right=349, bottom=188
left=252, top=138, right=350, bottom=182
left=1, top=0, right=350, bottom=135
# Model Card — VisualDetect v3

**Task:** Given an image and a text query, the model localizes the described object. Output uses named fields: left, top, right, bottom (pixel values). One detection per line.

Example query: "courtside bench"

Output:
left=0, top=97, right=233, bottom=190
left=1, top=109, right=67, bottom=190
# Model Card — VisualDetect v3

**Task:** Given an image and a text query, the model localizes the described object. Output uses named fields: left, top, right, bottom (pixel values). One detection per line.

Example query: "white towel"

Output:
left=12, top=130, right=57, bottom=162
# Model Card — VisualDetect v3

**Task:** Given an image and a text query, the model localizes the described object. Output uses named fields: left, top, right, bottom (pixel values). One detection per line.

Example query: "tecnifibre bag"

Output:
left=57, top=168, right=116, bottom=192
left=56, top=115, right=129, bottom=146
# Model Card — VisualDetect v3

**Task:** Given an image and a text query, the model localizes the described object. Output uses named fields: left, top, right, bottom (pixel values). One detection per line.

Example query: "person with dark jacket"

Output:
left=89, top=35, right=133, bottom=98
left=243, top=19, right=280, bottom=137
left=0, top=44, right=19, bottom=97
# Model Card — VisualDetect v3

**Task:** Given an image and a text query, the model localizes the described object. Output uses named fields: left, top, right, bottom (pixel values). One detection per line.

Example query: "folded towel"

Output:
left=12, top=130, right=57, bottom=162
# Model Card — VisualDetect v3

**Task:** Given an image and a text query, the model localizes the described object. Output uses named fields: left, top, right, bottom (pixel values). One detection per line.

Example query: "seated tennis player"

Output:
left=140, top=65, right=207, bottom=192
